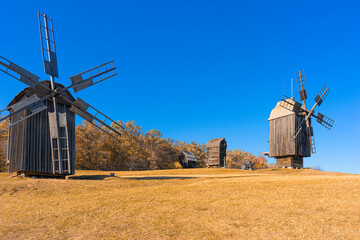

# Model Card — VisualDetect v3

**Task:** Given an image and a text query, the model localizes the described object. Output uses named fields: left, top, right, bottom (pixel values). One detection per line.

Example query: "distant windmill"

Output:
left=267, top=70, right=334, bottom=168
left=241, top=159, right=254, bottom=171
left=0, top=12, right=124, bottom=177
left=206, top=138, right=227, bottom=167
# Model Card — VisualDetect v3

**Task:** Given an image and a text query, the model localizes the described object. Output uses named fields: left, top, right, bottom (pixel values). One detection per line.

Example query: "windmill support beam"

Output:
left=275, top=156, right=303, bottom=169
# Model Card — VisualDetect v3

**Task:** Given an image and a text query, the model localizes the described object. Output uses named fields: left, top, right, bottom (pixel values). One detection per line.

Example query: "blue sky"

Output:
left=1, top=0, right=359, bottom=173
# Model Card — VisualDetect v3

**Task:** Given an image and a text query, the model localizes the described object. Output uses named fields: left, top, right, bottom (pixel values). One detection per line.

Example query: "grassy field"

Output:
left=0, top=168, right=359, bottom=239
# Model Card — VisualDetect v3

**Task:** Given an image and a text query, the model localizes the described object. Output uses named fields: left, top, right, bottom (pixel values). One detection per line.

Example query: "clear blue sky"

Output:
left=1, top=1, right=359, bottom=173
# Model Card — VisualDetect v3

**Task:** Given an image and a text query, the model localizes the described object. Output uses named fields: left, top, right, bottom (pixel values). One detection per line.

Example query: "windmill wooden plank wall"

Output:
left=268, top=99, right=311, bottom=168
left=7, top=81, right=75, bottom=176
left=206, top=138, right=227, bottom=167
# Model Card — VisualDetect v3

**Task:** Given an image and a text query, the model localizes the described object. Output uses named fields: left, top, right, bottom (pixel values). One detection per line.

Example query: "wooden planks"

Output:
left=206, top=138, right=227, bottom=167
left=7, top=84, right=76, bottom=176
left=269, top=114, right=311, bottom=158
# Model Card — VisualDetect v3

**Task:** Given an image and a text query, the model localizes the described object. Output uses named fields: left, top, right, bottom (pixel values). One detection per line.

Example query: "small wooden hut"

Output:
left=206, top=138, right=227, bottom=167
left=7, top=81, right=76, bottom=177
left=179, top=151, right=197, bottom=168
left=268, top=99, right=311, bottom=168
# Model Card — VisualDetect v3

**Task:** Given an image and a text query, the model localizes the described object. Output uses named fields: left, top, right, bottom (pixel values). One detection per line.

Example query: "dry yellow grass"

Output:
left=0, top=168, right=359, bottom=239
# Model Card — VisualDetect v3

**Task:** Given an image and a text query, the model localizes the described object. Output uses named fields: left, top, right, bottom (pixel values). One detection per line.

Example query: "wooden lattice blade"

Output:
left=295, top=70, right=308, bottom=110
left=314, top=84, right=330, bottom=107
left=67, top=97, right=123, bottom=139
left=0, top=56, right=40, bottom=88
left=280, top=96, right=303, bottom=113
left=68, top=61, right=117, bottom=93
left=38, top=12, right=59, bottom=78
left=316, top=112, right=334, bottom=130
left=0, top=94, right=51, bottom=133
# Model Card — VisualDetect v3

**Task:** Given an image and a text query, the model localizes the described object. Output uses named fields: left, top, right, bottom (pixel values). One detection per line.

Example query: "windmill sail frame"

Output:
left=271, top=70, right=334, bottom=167
left=0, top=12, right=123, bottom=177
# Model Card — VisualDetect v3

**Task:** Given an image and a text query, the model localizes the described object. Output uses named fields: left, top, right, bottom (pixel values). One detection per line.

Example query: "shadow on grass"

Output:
left=68, top=174, right=263, bottom=181
left=68, top=175, right=114, bottom=180
left=212, top=175, right=260, bottom=179
left=125, top=176, right=197, bottom=180
left=125, top=175, right=261, bottom=180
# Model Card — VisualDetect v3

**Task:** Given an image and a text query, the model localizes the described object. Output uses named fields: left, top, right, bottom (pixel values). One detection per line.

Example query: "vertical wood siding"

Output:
left=206, top=138, right=227, bottom=166
left=8, top=88, right=75, bottom=175
left=269, top=114, right=311, bottom=158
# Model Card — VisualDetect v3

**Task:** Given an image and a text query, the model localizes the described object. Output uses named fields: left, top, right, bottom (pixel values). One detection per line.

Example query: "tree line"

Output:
left=0, top=120, right=268, bottom=172
left=75, top=120, right=268, bottom=170
left=75, top=121, right=208, bottom=170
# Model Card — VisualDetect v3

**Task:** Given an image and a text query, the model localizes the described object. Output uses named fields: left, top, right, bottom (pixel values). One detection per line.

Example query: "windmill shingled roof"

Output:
left=182, top=151, right=197, bottom=162
left=268, top=98, right=303, bottom=121
left=8, top=80, right=75, bottom=107
left=206, top=138, right=226, bottom=148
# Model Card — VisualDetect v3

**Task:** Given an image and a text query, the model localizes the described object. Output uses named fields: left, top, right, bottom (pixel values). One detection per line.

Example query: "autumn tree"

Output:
left=0, top=121, right=8, bottom=172
left=251, top=155, right=268, bottom=169
left=226, top=149, right=268, bottom=170
left=76, top=121, right=112, bottom=170
left=74, top=120, right=266, bottom=171
left=117, top=120, right=148, bottom=170
left=226, top=149, right=249, bottom=168
left=175, top=140, right=207, bottom=167
left=75, top=120, right=180, bottom=171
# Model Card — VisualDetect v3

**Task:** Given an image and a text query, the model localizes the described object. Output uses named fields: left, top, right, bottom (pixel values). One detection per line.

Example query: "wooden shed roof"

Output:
left=268, top=98, right=304, bottom=121
left=8, top=80, right=75, bottom=107
left=182, top=151, right=197, bottom=162
left=206, top=138, right=226, bottom=148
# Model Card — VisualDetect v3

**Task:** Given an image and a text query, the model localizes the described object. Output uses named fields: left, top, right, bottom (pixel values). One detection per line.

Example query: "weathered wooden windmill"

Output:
left=206, top=138, right=227, bottom=167
left=0, top=12, right=123, bottom=177
left=179, top=151, right=197, bottom=168
left=267, top=71, right=334, bottom=168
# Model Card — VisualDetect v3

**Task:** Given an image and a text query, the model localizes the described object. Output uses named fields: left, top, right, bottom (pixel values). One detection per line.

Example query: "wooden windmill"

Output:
left=206, top=138, right=227, bottom=167
left=0, top=12, right=124, bottom=177
left=179, top=151, right=197, bottom=168
left=267, top=71, right=334, bottom=168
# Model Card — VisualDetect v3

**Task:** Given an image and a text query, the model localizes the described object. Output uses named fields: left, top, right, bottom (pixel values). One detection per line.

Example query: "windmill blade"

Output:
left=314, top=84, right=330, bottom=106
left=295, top=70, right=308, bottom=110
left=68, top=61, right=117, bottom=93
left=292, top=109, right=312, bottom=140
left=295, top=71, right=318, bottom=147
left=38, top=12, right=59, bottom=78
left=292, top=117, right=306, bottom=142
left=67, top=97, right=123, bottom=139
left=280, top=95, right=303, bottom=113
left=304, top=84, right=330, bottom=126
left=0, top=56, right=40, bottom=89
left=280, top=95, right=312, bottom=146
left=306, top=125, right=314, bottom=154
left=307, top=126, right=316, bottom=154
left=295, top=84, right=331, bottom=147
left=39, top=12, right=63, bottom=174
left=0, top=94, right=52, bottom=133
left=292, top=116, right=315, bottom=154
left=315, top=112, right=334, bottom=130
